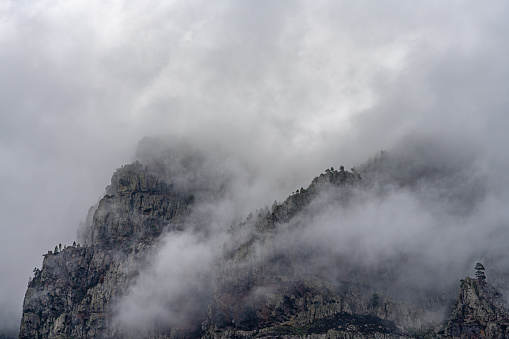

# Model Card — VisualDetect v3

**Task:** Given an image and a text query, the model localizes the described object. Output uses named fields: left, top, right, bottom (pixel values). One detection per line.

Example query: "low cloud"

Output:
left=2, top=0, right=509, bottom=334
left=114, top=232, right=215, bottom=329
left=114, top=134, right=509, bottom=329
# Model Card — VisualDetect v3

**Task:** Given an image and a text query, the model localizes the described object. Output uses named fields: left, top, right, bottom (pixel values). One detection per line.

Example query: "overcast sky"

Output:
left=1, top=0, right=509, bottom=334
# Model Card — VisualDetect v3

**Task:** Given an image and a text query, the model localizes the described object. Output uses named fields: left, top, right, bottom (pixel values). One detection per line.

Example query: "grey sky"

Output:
left=1, top=0, right=509, bottom=334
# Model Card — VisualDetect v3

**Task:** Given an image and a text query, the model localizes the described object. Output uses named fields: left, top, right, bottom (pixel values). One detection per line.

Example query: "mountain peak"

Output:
left=446, top=276, right=509, bottom=338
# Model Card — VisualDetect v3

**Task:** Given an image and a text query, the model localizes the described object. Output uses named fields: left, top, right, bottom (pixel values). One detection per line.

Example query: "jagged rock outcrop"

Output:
left=19, top=162, right=193, bottom=338
left=445, top=277, right=509, bottom=338
left=90, top=161, right=191, bottom=250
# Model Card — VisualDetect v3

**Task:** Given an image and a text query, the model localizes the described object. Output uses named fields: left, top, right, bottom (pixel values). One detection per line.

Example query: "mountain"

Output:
left=445, top=277, right=509, bottom=337
left=18, top=149, right=509, bottom=338
left=19, top=161, right=195, bottom=338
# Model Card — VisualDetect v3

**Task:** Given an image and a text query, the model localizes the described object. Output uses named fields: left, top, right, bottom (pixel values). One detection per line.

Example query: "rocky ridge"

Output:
left=19, top=155, right=509, bottom=338
left=445, top=277, right=509, bottom=338
left=202, top=167, right=438, bottom=338
left=19, top=162, right=193, bottom=338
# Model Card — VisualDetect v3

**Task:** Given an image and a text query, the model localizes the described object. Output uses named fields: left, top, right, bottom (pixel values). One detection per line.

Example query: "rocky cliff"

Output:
left=19, top=152, right=509, bottom=338
left=445, top=277, right=509, bottom=338
left=19, top=162, right=194, bottom=338
left=202, top=167, right=440, bottom=339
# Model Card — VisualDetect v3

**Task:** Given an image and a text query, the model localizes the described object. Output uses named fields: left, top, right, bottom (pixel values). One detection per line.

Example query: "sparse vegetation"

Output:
left=370, top=293, right=380, bottom=308
left=475, top=263, right=486, bottom=283
left=265, top=313, right=397, bottom=336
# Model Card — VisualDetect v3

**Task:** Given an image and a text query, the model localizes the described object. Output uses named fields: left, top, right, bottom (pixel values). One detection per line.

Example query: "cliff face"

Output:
left=18, top=155, right=509, bottom=338
left=90, top=161, right=190, bottom=250
left=19, top=162, right=193, bottom=338
left=446, top=277, right=509, bottom=338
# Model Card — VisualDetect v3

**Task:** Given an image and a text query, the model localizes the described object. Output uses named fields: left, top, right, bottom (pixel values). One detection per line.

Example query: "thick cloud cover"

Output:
left=115, top=135, right=506, bottom=330
left=1, top=0, right=509, bottom=334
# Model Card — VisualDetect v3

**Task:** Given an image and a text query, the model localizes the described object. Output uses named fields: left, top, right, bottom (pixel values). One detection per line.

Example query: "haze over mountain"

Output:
left=1, top=1, right=509, bottom=337
left=17, top=138, right=509, bottom=338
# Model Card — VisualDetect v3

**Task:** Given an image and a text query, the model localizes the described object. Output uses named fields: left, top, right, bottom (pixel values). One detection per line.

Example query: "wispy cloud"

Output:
left=1, top=0, right=509, bottom=334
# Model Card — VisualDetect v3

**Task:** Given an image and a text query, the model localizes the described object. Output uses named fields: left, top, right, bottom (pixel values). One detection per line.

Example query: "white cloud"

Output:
left=1, top=0, right=509, bottom=334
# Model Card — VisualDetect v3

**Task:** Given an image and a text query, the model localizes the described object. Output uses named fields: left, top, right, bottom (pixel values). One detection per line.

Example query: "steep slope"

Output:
left=446, top=277, right=509, bottom=338
left=19, top=162, right=194, bottom=338
left=202, top=167, right=438, bottom=338
left=18, top=150, right=509, bottom=338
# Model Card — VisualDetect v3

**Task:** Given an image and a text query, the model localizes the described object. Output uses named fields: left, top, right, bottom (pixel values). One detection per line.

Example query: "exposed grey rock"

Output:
left=445, top=277, right=509, bottom=338
left=19, top=162, right=192, bottom=338
left=92, top=162, right=190, bottom=251
left=202, top=169, right=438, bottom=338
left=18, top=158, right=509, bottom=339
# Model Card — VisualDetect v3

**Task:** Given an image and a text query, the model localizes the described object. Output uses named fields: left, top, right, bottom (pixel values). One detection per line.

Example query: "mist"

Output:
left=112, top=131, right=508, bottom=330
left=2, top=0, right=509, bottom=335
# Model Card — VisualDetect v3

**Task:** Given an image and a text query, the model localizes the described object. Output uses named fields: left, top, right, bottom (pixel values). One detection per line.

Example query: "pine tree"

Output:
left=475, top=263, right=486, bottom=283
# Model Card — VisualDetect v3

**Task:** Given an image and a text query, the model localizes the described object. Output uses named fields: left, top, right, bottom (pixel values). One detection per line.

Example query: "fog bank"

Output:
left=2, top=0, right=509, bottom=334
